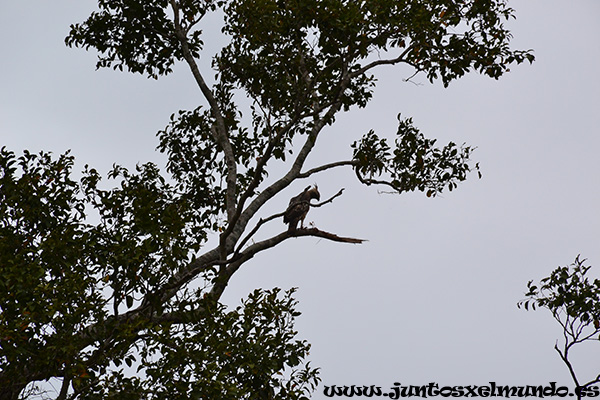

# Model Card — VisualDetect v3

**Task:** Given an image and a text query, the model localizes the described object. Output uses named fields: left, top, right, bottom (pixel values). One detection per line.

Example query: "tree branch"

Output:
left=211, top=228, right=365, bottom=298
left=351, top=45, right=416, bottom=78
left=291, top=227, right=366, bottom=244
left=234, top=211, right=286, bottom=256
left=56, top=372, right=71, bottom=400
left=312, top=188, right=345, bottom=207
left=241, top=228, right=366, bottom=260
left=355, top=168, right=400, bottom=192
left=170, top=0, right=237, bottom=224
left=555, top=342, right=580, bottom=389
left=221, top=116, right=300, bottom=243
left=297, top=160, right=358, bottom=179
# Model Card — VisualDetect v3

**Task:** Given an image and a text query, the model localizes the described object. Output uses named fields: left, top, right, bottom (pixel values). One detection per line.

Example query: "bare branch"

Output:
left=587, top=374, right=600, bottom=389
left=221, top=116, right=300, bottom=243
left=226, top=229, right=365, bottom=291
left=355, top=169, right=399, bottom=192
left=159, top=246, right=222, bottom=302
left=208, top=227, right=365, bottom=301
left=291, top=227, right=366, bottom=244
left=403, top=69, right=423, bottom=85
left=552, top=316, right=600, bottom=395
left=555, top=342, right=580, bottom=388
left=243, top=227, right=365, bottom=261
left=298, top=160, right=358, bottom=179
left=577, top=327, right=600, bottom=343
left=351, top=45, right=416, bottom=78
left=234, top=211, right=286, bottom=256
left=312, top=188, right=345, bottom=207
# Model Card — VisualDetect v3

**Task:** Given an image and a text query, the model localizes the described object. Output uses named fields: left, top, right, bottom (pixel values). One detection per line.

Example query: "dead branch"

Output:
left=234, top=211, right=286, bottom=255
left=311, top=188, right=345, bottom=207
left=290, top=227, right=366, bottom=244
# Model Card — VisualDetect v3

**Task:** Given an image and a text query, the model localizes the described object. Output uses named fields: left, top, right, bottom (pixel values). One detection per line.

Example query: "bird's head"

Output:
left=309, top=185, right=320, bottom=201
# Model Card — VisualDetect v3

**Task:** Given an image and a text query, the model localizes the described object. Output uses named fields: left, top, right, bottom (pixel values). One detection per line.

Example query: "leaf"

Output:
left=125, top=355, right=135, bottom=368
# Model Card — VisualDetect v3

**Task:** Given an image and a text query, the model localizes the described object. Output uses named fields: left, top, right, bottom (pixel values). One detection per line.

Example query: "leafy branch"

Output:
left=518, top=256, right=600, bottom=398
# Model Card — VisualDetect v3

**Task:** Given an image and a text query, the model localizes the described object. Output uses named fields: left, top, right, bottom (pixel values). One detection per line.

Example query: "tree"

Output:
left=1, top=0, right=533, bottom=398
left=518, top=256, right=600, bottom=399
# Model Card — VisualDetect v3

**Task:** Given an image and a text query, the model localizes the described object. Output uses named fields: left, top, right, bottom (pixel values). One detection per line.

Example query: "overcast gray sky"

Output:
left=2, top=0, right=600, bottom=397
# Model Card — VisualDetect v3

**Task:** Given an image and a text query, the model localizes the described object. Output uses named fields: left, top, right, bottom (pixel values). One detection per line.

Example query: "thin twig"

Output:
left=312, top=188, right=345, bottom=207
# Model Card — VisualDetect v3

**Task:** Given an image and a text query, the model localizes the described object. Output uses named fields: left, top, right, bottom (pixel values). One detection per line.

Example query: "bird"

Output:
left=283, top=185, right=320, bottom=231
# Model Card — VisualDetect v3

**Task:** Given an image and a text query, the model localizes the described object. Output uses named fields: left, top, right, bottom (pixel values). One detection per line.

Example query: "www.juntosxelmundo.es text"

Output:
left=323, top=382, right=599, bottom=398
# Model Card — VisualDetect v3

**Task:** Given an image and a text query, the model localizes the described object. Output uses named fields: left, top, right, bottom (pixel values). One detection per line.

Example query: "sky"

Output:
left=1, top=0, right=599, bottom=397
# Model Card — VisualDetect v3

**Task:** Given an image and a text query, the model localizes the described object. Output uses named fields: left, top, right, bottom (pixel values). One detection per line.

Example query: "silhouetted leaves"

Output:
left=519, top=256, right=600, bottom=324
left=352, top=115, right=480, bottom=196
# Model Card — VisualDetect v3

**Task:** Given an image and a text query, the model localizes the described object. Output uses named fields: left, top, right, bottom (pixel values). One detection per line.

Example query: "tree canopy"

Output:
left=1, top=0, right=533, bottom=398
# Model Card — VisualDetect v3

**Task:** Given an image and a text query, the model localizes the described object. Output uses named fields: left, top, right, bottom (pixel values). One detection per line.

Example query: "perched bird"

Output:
left=283, top=185, right=320, bottom=231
